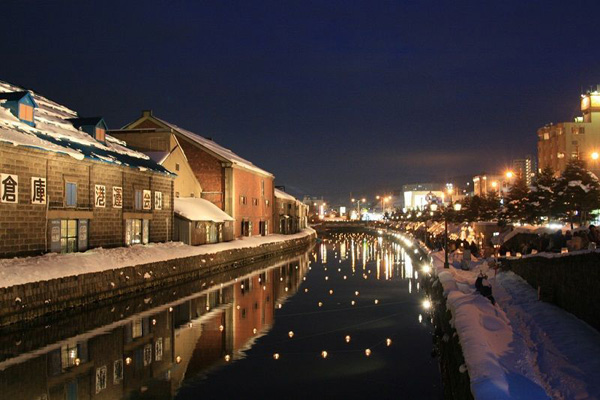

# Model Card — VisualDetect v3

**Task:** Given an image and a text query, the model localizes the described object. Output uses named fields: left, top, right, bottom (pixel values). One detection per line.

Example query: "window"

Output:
left=252, top=198, right=258, bottom=206
left=61, top=219, right=78, bottom=253
left=65, top=182, right=77, bottom=207
left=132, top=219, right=142, bottom=244
left=132, top=319, right=143, bottom=338
left=18, top=103, right=33, bottom=122
left=135, top=190, right=143, bottom=210
left=543, top=133, right=550, bottom=140
left=266, top=200, right=270, bottom=207
left=240, top=196, right=247, bottom=205
left=261, top=180, right=265, bottom=197
left=175, top=163, right=180, bottom=171
left=95, top=127, right=105, bottom=142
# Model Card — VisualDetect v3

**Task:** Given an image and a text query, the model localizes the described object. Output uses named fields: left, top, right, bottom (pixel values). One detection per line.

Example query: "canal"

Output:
left=0, top=231, right=442, bottom=399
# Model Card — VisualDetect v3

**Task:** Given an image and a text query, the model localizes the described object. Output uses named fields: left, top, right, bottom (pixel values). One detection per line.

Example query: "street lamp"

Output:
left=443, top=203, right=462, bottom=269
left=592, top=152, right=599, bottom=160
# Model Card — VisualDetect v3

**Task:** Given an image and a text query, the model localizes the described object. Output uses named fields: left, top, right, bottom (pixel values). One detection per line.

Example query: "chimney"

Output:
left=142, top=110, right=153, bottom=117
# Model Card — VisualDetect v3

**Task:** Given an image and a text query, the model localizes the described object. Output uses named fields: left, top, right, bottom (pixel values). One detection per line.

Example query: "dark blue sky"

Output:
left=2, top=0, right=600, bottom=202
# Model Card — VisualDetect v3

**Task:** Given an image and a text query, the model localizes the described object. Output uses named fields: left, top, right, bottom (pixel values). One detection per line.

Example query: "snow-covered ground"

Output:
left=0, top=228, right=315, bottom=288
left=430, top=250, right=600, bottom=400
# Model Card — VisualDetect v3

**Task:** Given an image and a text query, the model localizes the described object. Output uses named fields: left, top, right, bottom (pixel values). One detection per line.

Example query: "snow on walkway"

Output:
left=0, top=228, right=315, bottom=288
left=431, top=250, right=600, bottom=400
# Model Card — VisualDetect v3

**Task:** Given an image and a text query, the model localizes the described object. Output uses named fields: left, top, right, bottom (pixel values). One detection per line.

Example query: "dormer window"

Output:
left=95, top=127, right=105, bottom=142
left=0, top=91, right=38, bottom=127
left=67, top=117, right=108, bottom=144
left=18, top=103, right=34, bottom=123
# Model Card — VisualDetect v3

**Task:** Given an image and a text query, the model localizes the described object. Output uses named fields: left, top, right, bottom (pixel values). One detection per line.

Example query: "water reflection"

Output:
left=0, top=254, right=309, bottom=400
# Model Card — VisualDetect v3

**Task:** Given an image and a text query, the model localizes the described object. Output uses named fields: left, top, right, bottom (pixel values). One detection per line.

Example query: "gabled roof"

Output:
left=275, top=188, right=297, bottom=201
left=0, top=81, right=172, bottom=175
left=67, top=116, right=106, bottom=129
left=125, top=112, right=273, bottom=177
left=0, top=91, right=37, bottom=106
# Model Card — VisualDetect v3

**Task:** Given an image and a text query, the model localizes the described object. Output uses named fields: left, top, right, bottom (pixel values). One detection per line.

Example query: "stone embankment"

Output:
left=0, top=230, right=316, bottom=326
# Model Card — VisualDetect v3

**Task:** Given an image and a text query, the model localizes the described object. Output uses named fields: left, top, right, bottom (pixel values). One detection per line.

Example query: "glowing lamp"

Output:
left=253, top=328, right=258, bottom=334
left=351, top=300, right=356, bottom=306
left=355, top=291, right=359, bottom=296
left=304, top=288, right=309, bottom=293
left=329, top=289, right=334, bottom=294
left=365, top=349, right=372, bottom=357
left=321, top=350, right=328, bottom=359
left=273, top=353, right=280, bottom=360
left=386, top=338, right=392, bottom=347
left=422, top=299, right=432, bottom=309
left=224, top=355, right=231, bottom=362
left=288, top=331, right=294, bottom=338
left=374, top=299, right=379, bottom=304
left=345, top=335, right=351, bottom=343
left=125, top=357, right=133, bottom=365
left=219, top=325, right=224, bottom=332
left=454, top=203, right=462, bottom=211
left=318, top=302, right=323, bottom=307
left=176, top=356, right=182, bottom=364
left=592, top=152, right=599, bottom=160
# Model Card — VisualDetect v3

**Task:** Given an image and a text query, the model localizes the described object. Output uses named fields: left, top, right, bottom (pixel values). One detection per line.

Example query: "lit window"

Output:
left=135, top=190, right=142, bottom=210
left=18, top=103, right=33, bottom=122
left=60, top=219, right=78, bottom=253
left=240, top=196, right=247, bottom=205
left=65, top=182, right=77, bottom=207
left=95, top=127, right=105, bottom=142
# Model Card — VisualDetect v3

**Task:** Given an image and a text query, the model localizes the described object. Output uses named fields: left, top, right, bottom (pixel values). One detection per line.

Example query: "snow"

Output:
left=429, top=249, right=600, bottom=399
left=274, top=188, right=296, bottom=201
left=0, top=228, right=315, bottom=288
left=0, top=81, right=168, bottom=173
left=152, top=116, right=273, bottom=177
left=174, top=197, right=234, bottom=222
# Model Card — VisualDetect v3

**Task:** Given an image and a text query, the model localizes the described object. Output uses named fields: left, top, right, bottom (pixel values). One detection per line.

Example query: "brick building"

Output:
left=110, top=111, right=274, bottom=238
left=0, top=81, right=174, bottom=258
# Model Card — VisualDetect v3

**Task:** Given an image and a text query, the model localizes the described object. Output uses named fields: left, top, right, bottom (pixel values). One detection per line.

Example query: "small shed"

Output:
left=174, top=197, right=234, bottom=245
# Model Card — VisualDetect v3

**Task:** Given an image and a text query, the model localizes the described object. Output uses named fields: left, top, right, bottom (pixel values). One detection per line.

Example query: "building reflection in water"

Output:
left=0, top=254, right=309, bottom=400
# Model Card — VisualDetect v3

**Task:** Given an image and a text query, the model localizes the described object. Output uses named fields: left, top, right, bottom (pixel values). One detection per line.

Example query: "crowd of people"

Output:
left=499, top=225, right=600, bottom=256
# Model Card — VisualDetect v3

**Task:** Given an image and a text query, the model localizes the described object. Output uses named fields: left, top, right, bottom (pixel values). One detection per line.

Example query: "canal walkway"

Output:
left=430, top=249, right=600, bottom=400
left=0, top=228, right=315, bottom=288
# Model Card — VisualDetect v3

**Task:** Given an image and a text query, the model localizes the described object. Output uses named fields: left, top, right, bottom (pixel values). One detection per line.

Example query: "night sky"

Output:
left=3, top=0, right=600, bottom=202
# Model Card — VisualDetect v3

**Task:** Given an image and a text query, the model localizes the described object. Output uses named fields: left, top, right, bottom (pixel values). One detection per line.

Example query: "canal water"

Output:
left=0, top=231, right=442, bottom=399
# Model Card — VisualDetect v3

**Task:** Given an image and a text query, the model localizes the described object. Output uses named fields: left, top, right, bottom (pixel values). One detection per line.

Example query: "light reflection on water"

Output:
left=0, top=232, right=442, bottom=400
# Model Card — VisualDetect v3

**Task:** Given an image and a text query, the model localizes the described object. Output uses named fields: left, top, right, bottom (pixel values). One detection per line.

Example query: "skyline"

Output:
left=3, top=0, right=600, bottom=201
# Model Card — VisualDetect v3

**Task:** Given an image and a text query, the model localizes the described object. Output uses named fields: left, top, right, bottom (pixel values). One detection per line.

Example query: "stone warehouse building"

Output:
left=0, top=81, right=174, bottom=258
left=274, top=188, right=308, bottom=234
left=110, top=110, right=274, bottom=238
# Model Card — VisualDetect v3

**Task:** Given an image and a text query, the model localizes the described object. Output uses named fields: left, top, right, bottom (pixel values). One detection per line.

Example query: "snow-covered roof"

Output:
left=274, top=188, right=296, bottom=201
left=0, top=81, right=171, bottom=174
left=151, top=115, right=273, bottom=177
left=174, top=197, right=234, bottom=222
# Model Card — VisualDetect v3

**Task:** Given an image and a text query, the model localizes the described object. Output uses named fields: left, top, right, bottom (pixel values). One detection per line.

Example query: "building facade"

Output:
left=512, top=155, right=536, bottom=186
left=274, top=188, right=308, bottom=234
left=537, top=88, right=600, bottom=177
left=0, top=82, right=174, bottom=258
left=110, top=111, right=274, bottom=238
left=472, top=174, right=507, bottom=196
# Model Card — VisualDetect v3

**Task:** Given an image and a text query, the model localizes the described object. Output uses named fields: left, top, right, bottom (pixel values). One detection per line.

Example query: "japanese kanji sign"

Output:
left=0, top=174, right=18, bottom=203
left=154, top=191, right=162, bottom=210
left=112, top=186, right=123, bottom=208
left=31, top=177, right=46, bottom=204
left=143, top=190, right=152, bottom=210
left=94, top=185, right=106, bottom=208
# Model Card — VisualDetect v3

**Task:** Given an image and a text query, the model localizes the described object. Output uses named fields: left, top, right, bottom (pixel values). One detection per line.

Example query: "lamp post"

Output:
left=442, top=202, right=462, bottom=269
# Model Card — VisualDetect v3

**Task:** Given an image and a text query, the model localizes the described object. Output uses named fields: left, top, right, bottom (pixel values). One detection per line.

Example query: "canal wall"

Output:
left=501, top=251, right=600, bottom=332
left=0, top=230, right=316, bottom=326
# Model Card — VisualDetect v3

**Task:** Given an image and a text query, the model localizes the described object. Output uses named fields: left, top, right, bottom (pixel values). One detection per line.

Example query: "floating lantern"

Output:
left=355, top=291, right=359, bottom=296
left=318, top=302, right=323, bottom=307
left=374, top=299, right=379, bottom=304
left=75, top=358, right=81, bottom=366
left=152, top=319, right=157, bottom=325
left=288, top=331, right=294, bottom=338
left=219, top=325, right=224, bottom=331
left=351, top=300, right=355, bottom=306
left=386, top=338, right=392, bottom=347
left=278, top=304, right=282, bottom=309
left=345, top=335, right=351, bottom=343
left=168, top=307, right=173, bottom=312
left=365, top=349, right=371, bottom=357
left=329, top=289, right=334, bottom=295
left=304, top=288, right=309, bottom=293
left=321, top=351, right=328, bottom=359
left=343, top=275, right=347, bottom=280
left=325, top=276, right=329, bottom=281
left=175, top=356, right=182, bottom=364
left=125, top=357, right=133, bottom=365
left=273, top=353, right=280, bottom=360
left=338, top=268, right=341, bottom=272
left=224, top=355, right=231, bottom=362
left=285, top=287, right=289, bottom=292
left=280, top=277, right=283, bottom=281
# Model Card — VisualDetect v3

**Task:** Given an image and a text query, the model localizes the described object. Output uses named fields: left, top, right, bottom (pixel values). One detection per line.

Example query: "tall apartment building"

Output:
left=512, top=155, right=536, bottom=186
left=537, top=87, right=600, bottom=177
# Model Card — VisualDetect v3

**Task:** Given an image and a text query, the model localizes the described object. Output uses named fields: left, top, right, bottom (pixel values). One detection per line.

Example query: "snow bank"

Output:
left=174, top=197, right=234, bottom=222
left=430, top=248, right=600, bottom=399
left=0, top=228, right=315, bottom=288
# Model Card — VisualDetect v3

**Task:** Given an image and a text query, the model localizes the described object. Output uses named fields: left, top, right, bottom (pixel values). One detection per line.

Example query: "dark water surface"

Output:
left=0, top=231, right=442, bottom=399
